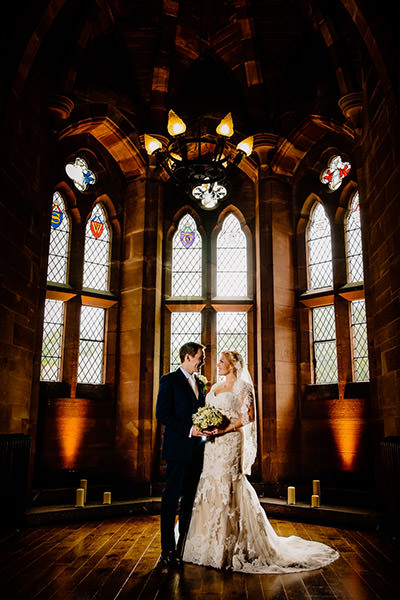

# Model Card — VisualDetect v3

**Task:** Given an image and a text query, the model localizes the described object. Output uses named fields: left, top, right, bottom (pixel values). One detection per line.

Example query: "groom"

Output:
left=156, top=341, right=207, bottom=567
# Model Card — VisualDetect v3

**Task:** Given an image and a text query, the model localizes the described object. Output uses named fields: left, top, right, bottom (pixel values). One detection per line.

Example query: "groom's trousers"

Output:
left=161, top=449, right=203, bottom=555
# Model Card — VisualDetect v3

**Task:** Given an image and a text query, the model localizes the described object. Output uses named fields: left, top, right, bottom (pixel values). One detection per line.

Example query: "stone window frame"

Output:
left=163, top=205, right=255, bottom=385
left=41, top=184, right=120, bottom=396
left=297, top=182, right=368, bottom=387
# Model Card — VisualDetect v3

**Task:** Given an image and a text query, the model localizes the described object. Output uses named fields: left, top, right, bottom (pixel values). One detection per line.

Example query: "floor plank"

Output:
left=1, top=515, right=399, bottom=600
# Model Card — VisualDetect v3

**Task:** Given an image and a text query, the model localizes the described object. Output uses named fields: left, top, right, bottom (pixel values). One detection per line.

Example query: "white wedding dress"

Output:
left=182, top=380, right=339, bottom=573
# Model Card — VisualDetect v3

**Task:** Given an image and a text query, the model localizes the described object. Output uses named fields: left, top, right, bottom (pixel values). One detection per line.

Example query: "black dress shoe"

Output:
left=175, top=555, right=183, bottom=568
left=160, top=550, right=177, bottom=566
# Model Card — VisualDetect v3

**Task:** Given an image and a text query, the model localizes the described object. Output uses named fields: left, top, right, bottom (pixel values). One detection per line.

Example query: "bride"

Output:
left=181, top=350, right=339, bottom=573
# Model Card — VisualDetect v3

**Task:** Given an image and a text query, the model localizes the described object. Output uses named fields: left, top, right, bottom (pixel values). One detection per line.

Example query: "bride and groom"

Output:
left=156, top=341, right=339, bottom=572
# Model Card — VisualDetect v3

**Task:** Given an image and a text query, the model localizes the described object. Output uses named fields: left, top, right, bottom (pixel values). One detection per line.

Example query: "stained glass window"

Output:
left=83, top=203, right=111, bottom=291
left=351, top=300, right=369, bottom=382
left=346, top=192, right=364, bottom=282
left=217, top=312, right=248, bottom=366
left=192, top=182, right=227, bottom=210
left=312, top=305, right=337, bottom=383
left=170, top=312, right=202, bottom=372
left=217, top=214, right=247, bottom=297
left=307, top=203, right=333, bottom=290
left=77, top=306, right=105, bottom=384
left=40, top=299, right=64, bottom=381
left=65, top=157, right=96, bottom=192
left=320, top=155, right=351, bottom=191
left=47, top=191, right=70, bottom=284
left=171, top=214, right=202, bottom=297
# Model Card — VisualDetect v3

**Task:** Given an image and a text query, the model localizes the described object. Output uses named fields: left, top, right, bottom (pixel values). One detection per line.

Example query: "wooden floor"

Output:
left=1, top=515, right=399, bottom=600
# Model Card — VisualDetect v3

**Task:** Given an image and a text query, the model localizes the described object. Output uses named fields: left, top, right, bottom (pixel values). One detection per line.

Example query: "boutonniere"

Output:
left=195, top=373, right=208, bottom=391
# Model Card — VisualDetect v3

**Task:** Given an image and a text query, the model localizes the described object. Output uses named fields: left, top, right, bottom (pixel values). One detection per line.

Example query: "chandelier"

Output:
left=144, top=110, right=253, bottom=210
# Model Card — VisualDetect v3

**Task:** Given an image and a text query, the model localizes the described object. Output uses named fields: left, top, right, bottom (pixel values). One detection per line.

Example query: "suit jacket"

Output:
left=156, top=368, right=206, bottom=462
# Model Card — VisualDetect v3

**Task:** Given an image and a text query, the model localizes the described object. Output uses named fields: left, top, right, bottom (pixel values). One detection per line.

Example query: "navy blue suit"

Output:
left=156, top=368, right=206, bottom=555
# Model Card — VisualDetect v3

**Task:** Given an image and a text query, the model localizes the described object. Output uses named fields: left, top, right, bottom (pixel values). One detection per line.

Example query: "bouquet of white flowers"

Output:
left=192, top=405, right=224, bottom=431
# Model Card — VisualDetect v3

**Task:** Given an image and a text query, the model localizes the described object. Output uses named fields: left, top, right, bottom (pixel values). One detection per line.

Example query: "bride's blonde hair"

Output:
left=221, top=350, right=244, bottom=376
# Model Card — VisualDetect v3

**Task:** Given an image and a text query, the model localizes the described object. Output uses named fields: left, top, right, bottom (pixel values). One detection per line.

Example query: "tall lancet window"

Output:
left=217, top=214, right=247, bottom=297
left=83, top=203, right=111, bottom=291
left=346, top=192, right=364, bottom=283
left=47, top=191, right=70, bottom=284
left=307, top=203, right=333, bottom=290
left=41, top=191, right=70, bottom=381
left=172, top=214, right=202, bottom=297
left=165, top=209, right=253, bottom=383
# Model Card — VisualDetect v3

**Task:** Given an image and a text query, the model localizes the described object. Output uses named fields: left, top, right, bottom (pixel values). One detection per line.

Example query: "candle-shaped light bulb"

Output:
left=144, top=134, right=162, bottom=155
left=216, top=112, right=234, bottom=137
left=236, top=135, right=254, bottom=156
left=167, top=110, right=186, bottom=136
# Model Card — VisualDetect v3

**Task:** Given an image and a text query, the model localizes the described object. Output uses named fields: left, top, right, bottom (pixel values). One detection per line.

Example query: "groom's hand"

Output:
left=191, top=425, right=208, bottom=437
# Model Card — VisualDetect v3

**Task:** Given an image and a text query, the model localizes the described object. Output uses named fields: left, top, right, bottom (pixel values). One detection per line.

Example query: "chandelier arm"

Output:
left=214, top=137, right=226, bottom=162
left=154, top=149, right=174, bottom=178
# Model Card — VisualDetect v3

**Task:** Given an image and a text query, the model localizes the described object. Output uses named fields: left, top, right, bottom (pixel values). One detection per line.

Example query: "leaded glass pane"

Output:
left=77, top=306, right=105, bottom=384
left=170, top=312, right=202, bottom=372
left=217, top=214, right=247, bottom=297
left=351, top=300, right=369, bottom=382
left=307, top=203, right=333, bottom=289
left=83, top=203, right=111, bottom=291
left=172, top=214, right=202, bottom=297
left=217, top=312, right=248, bottom=367
left=312, top=305, right=337, bottom=383
left=47, top=191, right=70, bottom=284
left=346, top=192, right=364, bottom=283
left=40, top=299, right=64, bottom=381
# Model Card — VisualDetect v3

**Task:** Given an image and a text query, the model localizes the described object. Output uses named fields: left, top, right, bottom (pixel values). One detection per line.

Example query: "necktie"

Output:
left=188, top=374, right=198, bottom=399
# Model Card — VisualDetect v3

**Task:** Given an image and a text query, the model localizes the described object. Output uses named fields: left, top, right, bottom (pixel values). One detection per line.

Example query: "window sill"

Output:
left=298, top=288, right=334, bottom=307
left=304, top=381, right=369, bottom=400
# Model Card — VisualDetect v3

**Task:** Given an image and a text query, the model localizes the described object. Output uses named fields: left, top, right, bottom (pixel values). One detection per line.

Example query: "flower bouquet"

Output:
left=192, top=405, right=224, bottom=431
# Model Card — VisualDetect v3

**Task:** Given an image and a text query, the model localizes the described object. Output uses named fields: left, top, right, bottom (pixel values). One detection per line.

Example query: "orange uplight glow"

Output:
left=55, top=399, right=89, bottom=469
left=328, top=399, right=365, bottom=471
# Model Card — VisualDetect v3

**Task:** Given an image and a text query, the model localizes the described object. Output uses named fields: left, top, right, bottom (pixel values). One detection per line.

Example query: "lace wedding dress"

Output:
left=182, top=380, right=339, bottom=573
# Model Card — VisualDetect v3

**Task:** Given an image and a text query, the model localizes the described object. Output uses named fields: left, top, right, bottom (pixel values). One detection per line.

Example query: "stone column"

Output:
left=115, top=173, right=163, bottom=487
left=256, top=168, right=299, bottom=485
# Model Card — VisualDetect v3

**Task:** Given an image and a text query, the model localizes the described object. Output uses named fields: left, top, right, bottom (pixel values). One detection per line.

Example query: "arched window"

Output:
left=300, top=188, right=369, bottom=386
left=171, top=214, right=202, bottom=297
left=41, top=191, right=70, bottom=382
left=41, top=187, right=118, bottom=386
left=307, top=203, right=333, bottom=290
left=47, top=191, right=70, bottom=284
left=166, top=210, right=253, bottom=380
left=346, top=192, right=364, bottom=283
left=216, top=214, right=247, bottom=297
left=83, top=203, right=111, bottom=291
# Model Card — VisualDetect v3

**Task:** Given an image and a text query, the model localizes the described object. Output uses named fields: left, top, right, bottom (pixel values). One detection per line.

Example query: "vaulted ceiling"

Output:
left=34, top=0, right=366, bottom=139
